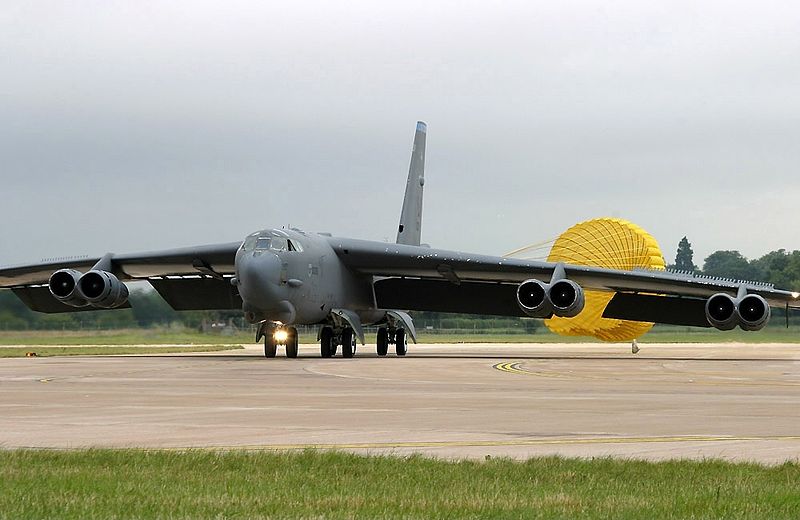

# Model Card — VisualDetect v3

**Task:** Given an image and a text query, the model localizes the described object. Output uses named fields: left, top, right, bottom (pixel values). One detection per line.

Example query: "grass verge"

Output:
left=0, top=450, right=798, bottom=519
left=0, top=345, right=242, bottom=357
left=0, top=329, right=252, bottom=346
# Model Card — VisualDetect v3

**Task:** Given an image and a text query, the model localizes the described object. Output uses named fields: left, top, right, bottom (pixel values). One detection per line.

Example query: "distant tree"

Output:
left=674, top=236, right=697, bottom=272
left=702, top=250, right=759, bottom=281
left=749, top=249, right=800, bottom=289
left=750, top=249, right=789, bottom=287
left=129, top=289, right=179, bottom=326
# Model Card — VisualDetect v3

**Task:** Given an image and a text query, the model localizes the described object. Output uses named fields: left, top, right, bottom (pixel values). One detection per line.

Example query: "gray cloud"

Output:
left=2, top=0, right=799, bottom=266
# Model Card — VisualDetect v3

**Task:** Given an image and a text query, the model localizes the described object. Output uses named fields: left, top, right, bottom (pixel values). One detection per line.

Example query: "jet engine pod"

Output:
left=77, top=270, right=129, bottom=309
left=48, top=269, right=89, bottom=307
left=516, top=279, right=551, bottom=317
left=737, top=294, right=771, bottom=331
left=705, top=293, right=738, bottom=331
left=549, top=279, right=585, bottom=318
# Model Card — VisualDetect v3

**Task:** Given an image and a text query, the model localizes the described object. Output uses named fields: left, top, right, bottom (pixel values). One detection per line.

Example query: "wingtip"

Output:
left=416, top=121, right=427, bottom=133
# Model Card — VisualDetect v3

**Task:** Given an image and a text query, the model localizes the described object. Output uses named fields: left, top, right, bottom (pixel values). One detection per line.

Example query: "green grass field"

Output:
left=0, top=329, right=252, bottom=346
left=0, top=450, right=798, bottom=519
left=0, top=345, right=242, bottom=357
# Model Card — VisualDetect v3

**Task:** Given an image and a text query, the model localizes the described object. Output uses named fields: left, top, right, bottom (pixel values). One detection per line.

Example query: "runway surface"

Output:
left=1, top=343, right=799, bottom=463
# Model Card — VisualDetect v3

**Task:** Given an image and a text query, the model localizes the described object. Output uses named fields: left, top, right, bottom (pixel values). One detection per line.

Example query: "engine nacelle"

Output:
left=705, top=292, right=771, bottom=331
left=516, top=279, right=550, bottom=317
left=48, top=269, right=90, bottom=308
left=548, top=279, right=585, bottom=317
left=77, top=270, right=129, bottom=309
left=516, top=278, right=585, bottom=318
left=737, top=294, right=771, bottom=331
left=705, top=293, right=738, bottom=330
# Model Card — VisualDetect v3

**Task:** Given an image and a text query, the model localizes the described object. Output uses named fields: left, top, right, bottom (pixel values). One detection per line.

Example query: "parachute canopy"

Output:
left=508, top=218, right=666, bottom=342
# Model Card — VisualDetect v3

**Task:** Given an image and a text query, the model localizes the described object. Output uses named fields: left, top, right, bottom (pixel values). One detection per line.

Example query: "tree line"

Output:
left=671, top=236, right=800, bottom=289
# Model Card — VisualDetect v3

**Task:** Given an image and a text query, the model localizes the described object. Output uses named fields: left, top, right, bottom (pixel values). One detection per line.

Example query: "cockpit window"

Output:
left=270, top=237, right=288, bottom=252
left=242, top=234, right=258, bottom=252
left=255, top=237, right=272, bottom=251
left=243, top=230, right=303, bottom=254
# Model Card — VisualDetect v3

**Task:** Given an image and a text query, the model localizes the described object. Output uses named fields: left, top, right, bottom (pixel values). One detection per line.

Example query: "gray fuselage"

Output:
left=234, top=228, right=382, bottom=326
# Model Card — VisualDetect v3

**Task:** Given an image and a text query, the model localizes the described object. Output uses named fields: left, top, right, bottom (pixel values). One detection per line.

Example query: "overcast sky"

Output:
left=2, top=1, right=799, bottom=267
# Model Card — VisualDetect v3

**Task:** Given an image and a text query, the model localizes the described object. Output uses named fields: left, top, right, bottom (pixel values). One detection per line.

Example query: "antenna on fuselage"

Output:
left=396, top=121, right=426, bottom=246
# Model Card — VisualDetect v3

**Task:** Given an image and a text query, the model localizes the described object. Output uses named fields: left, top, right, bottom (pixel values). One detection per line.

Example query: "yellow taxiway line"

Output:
left=494, top=361, right=537, bottom=376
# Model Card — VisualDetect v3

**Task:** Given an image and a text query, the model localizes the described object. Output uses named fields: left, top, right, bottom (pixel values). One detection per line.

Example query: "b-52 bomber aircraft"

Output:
left=2, top=121, right=799, bottom=358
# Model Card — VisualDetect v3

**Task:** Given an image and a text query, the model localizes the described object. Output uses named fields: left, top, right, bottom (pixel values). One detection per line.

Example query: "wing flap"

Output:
left=148, top=278, right=242, bottom=311
left=602, top=293, right=711, bottom=328
left=374, top=278, right=528, bottom=317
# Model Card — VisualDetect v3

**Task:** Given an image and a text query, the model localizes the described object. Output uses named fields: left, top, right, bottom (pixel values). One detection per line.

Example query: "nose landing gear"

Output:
left=258, top=321, right=299, bottom=358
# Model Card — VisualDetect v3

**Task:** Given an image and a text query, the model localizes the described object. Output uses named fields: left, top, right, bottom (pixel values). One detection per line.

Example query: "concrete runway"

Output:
left=1, top=343, right=799, bottom=463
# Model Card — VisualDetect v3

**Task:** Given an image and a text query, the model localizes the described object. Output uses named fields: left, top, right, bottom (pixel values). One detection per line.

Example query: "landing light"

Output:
left=274, top=329, right=289, bottom=343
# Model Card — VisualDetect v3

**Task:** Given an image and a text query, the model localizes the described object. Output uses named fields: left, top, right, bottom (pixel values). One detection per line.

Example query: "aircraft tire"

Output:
left=286, top=327, right=299, bottom=358
left=376, top=327, right=388, bottom=356
left=320, top=327, right=334, bottom=358
left=342, top=328, right=356, bottom=358
left=395, top=329, right=408, bottom=356
left=264, top=334, right=277, bottom=358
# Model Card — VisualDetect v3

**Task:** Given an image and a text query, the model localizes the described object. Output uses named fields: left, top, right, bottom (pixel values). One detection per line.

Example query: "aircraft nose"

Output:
left=237, top=253, right=283, bottom=309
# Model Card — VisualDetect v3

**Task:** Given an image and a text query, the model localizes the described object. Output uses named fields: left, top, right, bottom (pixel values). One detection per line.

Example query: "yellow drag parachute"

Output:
left=510, top=218, right=666, bottom=341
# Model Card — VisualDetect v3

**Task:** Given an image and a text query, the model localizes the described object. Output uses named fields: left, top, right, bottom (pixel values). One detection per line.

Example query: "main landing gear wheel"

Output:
left=264, top=330, right=277, bottom=358
left=285, top=327, right=299, bottom=358
left=395, top=328, right=408, bottom=356
left=376, top=327, right=389, bottom=356
left=342, top=328, right=357, bottom=358
left=320, top=327, right=334, bottom=358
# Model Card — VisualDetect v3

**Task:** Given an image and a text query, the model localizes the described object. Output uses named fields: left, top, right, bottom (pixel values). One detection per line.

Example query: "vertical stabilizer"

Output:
left=396, top=121, right=426, bottom=245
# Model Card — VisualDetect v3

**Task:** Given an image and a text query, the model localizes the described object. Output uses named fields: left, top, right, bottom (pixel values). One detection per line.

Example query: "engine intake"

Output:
left=48, top=269, right=89, bottom=308
left=516, top=278, right=585, bottom=318
left=738, top=294, right=770, bottom=331
left=516, top=279, right=549, bottom=316
left=549, top=279, right=585, bottom=317
left=705, top=292, right=770, bottom=331
left=705, top=293, right=738, bottom=330
left=77, top=270, right=129, bottom=309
